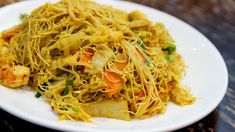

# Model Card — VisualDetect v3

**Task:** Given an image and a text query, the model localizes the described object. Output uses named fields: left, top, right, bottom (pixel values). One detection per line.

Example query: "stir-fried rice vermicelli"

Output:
left=0, top=0, right=195, bottom=121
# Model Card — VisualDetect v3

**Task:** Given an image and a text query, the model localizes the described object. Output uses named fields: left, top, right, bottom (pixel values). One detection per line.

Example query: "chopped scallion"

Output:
left=66, top=79, right=74, bottom=86
left=136, top=38, right=145, bottom=50
left=63, top=79, right=74, bottom=96
left=20, top=14, right=28, bottom=21
left=166, top=54, right=175, bottom=62
left=63, top=86, right=69, bottom=96
left=146, top=60, right=151, bottom=65
left=165, top=44, right=176, bottom=53
left=35, top=92, right=42, bottom=98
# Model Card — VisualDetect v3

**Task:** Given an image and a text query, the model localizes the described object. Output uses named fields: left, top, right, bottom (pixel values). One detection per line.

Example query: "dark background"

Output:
left=0, top=0, right=234, bottom=131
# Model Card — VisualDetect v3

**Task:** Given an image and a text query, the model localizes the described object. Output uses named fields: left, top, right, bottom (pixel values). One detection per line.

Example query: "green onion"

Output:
left=166, top=54, right=175, bottom=62
left=136, top=38, right=143, bottom=47
left=66, top=79, right=74, bottom=86
left=20, top=14, right=28, bottom=21
left=146, top=60, right=151, bottom=65
left=165, top=44, right=176, bottom=53
left=35, top=92, right=42, bottom=98
left=63, top=86, right=69, bottom=96
left=136, top=37, right=152, bottom=65
left=63, top=79, right=74, bottom=96
left=136, top=38, right=145, bottom=51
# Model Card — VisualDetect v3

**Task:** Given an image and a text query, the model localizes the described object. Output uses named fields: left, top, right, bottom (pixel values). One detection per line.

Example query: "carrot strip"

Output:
left=102, top=70, right=124, bottom=96
left=80, top=48, right=93, bottom=63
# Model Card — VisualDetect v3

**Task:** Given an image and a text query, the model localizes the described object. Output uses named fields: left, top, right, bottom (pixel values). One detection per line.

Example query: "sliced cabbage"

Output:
left=81, top=100, right=130, bottom=121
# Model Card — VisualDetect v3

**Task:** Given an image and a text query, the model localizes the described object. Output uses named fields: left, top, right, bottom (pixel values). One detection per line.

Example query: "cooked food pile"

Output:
left=0, top=0, right=195, bottom=121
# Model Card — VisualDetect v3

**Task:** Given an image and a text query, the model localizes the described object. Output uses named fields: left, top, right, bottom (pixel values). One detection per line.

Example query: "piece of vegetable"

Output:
left=89, top=31, right=123, bottom=44
left=50, top=31, right=123, bottom=53
left=20, top=14, right=28, bottom=21
left=164, top=43, right=176, bottom=53
left=35, top=92, right=42, bottom=98
left=166, top=54, right=175, bottom=62
left=81, top=100, right=130, bottom=121
left=90, top=46, right=113, bottom=68
left=66, top=79, right=73, bottom=86
left=103, top=71, right=124, bottom=96
left=136, top=38, right=147, bottom=54
left=135, top=38, right=152, bottom=65
left=62, top=79, right=73, bottom=96
left=63, top=86, right=69, bottom=95
left=123, top=40, right=146, bottom=64
left=50, top=32, right=85, bottom=51
left=114, top=61, right=127, bottom=71
left=84, top=46, right=113, bottom=74
left=145, top=60, right=151, bottom=65
left=164, top=43, right=176, bottom=62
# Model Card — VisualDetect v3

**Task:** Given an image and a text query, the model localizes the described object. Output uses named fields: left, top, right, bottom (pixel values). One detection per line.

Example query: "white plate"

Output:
left=0, top=0, right=228, bottom=131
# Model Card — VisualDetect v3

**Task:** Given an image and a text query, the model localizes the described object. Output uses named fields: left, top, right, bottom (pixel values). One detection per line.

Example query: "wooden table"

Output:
left=0, top=0, right=234, bottom=131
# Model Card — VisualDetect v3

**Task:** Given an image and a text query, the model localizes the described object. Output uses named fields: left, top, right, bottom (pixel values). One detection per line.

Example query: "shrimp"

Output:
left=0, top=64, right=30, bottom=88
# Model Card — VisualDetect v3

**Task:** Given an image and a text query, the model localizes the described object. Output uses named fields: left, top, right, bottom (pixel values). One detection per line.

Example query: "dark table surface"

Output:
left=0, top=0, right=234, bottom=131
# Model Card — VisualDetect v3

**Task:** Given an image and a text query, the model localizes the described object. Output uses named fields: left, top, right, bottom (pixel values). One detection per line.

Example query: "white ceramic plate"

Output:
left=0, top=0, right=228, bottom=131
